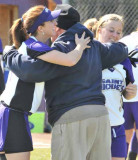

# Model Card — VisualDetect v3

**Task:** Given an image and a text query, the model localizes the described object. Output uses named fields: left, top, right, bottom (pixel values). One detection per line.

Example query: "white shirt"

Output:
left=0, top=41, right=44, bottom=113
left=102, top=64, right=126, bottom=126
left=119, top=32, right=138, bottom=53
left=120, top=32, right=138, bottom=102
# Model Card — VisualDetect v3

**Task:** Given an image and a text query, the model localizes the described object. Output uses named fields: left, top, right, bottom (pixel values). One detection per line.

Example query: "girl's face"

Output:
left=42, top=19, right=57, bottom=39
left=98, top=20, right=123, bottom=43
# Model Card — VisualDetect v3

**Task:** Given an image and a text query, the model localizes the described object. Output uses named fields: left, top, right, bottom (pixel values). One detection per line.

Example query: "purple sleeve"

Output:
left=0, top=39, right=3, bottom=54
left=121, top=58, right=135, bottom=85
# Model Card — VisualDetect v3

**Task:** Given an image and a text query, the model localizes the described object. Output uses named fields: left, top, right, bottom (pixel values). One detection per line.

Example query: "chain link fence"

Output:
left=66, top=0, right=138, bottom=36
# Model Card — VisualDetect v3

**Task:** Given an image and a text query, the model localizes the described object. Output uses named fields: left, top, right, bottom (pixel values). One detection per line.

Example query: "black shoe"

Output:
left=128, top=151, right=137, bottom=160
left=44, top=124, right=52, bottom=133
left=0, top=154, right=7, bottom=160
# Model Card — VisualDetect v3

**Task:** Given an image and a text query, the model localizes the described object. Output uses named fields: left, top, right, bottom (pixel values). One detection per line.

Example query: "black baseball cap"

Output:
left=55, top=4, right=80, bottom=30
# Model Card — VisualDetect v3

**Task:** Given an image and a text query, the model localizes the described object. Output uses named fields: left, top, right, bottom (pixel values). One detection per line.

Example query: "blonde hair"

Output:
left=94, top=14, right=124, bottom=40
left=10, top=5, right=45, bottom=48
left=84, top=18, right=97, bottom=29
left=83, top=18, right=97, bottom=37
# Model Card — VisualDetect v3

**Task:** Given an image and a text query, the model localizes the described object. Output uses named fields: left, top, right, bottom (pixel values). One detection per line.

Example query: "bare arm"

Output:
left=37, top=32, right=90, bottom=66
left=123, top=83, right=137, bottom=100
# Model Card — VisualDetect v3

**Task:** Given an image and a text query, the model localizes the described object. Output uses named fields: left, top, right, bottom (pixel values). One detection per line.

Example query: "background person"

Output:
left=120, top=28, right=138, bottom=160
left=93, top=13, right=137, bottom=160
left=83, top=18, right=97, bottom=37
left=0, top=37, right=6, bottom=160
left=0, top=38, right=5, bottom=95
left=128, top=131, right=138, bottom=160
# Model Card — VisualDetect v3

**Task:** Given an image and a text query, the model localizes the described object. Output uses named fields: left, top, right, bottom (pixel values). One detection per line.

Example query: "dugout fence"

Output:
left=64, top=0, right=138, bottom=36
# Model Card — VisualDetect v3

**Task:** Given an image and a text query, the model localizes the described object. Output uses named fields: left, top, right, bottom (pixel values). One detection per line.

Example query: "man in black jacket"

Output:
left=4, top=4, right=129, bottom=160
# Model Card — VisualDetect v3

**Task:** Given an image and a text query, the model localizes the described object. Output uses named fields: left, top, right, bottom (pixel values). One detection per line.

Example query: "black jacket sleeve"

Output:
left=99, top=42, right=128, bottom=69
left=3, top=47, right=70, bottom=83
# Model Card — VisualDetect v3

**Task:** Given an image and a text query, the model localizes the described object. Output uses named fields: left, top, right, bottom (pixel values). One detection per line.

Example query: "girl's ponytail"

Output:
left=10, top=18, right=28, bottom=48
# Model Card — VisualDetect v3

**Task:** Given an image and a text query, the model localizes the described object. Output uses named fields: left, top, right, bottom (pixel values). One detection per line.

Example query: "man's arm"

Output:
left=3, top=46, right=70, bottom=83
left=99, top=41, right=128, bottom=69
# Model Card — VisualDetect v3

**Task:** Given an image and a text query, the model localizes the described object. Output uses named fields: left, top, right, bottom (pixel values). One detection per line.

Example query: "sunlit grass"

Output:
left=30, top=148, right=138, bottom=160
left=31, top=148, right=51, bottom=160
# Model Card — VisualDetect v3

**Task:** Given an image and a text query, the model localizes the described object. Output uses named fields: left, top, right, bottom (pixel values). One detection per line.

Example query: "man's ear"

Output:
left=57, top=28, right=66, bottom=35
left=55, top=26, right=60, bottom=32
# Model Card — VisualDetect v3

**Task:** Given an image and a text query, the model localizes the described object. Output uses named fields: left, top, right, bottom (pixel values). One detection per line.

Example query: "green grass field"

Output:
left=31, top=148, right=51, bottom=160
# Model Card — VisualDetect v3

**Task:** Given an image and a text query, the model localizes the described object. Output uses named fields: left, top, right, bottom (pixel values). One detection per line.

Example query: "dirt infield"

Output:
left=32, top=133, right=51, bottom=148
